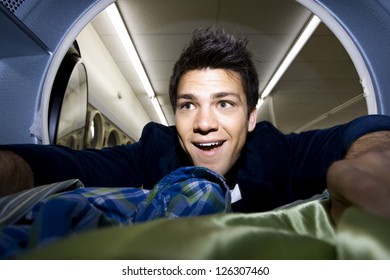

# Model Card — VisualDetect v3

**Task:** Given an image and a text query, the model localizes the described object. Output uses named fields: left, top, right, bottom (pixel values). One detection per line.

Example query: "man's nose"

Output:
left=193, top=107, right=218, bottom=134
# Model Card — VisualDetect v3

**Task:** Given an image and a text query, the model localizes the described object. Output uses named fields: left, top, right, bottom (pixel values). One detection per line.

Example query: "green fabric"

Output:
left=336, top=207, right=390, bottom=259
left=20, top=199, right=390, bottom=259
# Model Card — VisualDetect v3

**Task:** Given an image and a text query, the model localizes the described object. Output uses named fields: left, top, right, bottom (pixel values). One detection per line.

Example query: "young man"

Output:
left=1, top=26, right=390, bottom=223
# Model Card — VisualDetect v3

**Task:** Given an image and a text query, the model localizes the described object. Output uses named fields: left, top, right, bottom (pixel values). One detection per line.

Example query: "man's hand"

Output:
left=0, top=151, right=34, bottom=196
left=327, top=151, right=390, bottom=224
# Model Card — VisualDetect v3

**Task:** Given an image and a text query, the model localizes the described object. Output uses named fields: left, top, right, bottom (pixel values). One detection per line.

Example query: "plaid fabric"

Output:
left=0, top=167, right=231, bottom=259
left=0, top=179, right=83, bottom=226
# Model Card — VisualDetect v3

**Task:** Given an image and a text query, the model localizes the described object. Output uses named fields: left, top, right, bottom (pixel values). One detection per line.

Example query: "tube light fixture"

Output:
left=106, top=3, right=168, bottom=126
left=258, top=15, right=321, bottom=108
left=150, top=96, right=168, bottom=126
left=256, top=98, right=264, bottom=109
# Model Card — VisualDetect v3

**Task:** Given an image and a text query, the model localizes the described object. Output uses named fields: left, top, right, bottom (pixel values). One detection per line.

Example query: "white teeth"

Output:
left=196, top=142, right=222, bottom=147
left=199, top=142, right=219, bottom=146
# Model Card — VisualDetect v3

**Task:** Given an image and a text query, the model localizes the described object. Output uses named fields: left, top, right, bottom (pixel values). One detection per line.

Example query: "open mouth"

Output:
left=194, top=141, right=225, bottom=151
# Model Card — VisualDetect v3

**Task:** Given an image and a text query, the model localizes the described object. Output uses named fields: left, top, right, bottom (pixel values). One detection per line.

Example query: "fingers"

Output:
left=327, top=151, right=390, bottom=223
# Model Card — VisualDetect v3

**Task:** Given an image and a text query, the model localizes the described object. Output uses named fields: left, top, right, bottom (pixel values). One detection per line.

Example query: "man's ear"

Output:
left=247, top=109, right=257, bottom=132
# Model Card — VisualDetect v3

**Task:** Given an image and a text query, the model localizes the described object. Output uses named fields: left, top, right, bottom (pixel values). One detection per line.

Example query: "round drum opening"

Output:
left=86, top=110, right=104, bottom=148
left=106, top=129, right=120, bottom=147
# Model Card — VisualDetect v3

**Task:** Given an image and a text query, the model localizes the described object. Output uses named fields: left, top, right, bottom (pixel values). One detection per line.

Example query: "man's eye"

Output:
left=179, top=103, right=195, bottom=110
left=218, top=101, right=234, bottom=109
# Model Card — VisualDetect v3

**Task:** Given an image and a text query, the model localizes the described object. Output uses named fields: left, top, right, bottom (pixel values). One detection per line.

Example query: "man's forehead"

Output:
left=179, top=68, right=243, bottom=82
left=177, top=69, right=244, bottom=93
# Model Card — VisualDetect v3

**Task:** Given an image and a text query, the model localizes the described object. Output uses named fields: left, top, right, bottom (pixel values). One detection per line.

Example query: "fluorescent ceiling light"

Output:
left=258, top=15, right=321, bottom=107
left=256, top=98, right=264, bottom=109
left=150, top=96, right=168, bottom=125
left=106, top=3, right=168, bottom=126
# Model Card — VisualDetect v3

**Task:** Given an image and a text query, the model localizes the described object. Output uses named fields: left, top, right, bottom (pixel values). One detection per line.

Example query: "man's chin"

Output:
left=194, top=163, right=226, bottom=176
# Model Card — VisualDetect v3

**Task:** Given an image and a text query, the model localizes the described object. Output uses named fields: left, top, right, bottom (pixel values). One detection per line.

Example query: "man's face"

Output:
left=175, top=68, right=257, bottom=176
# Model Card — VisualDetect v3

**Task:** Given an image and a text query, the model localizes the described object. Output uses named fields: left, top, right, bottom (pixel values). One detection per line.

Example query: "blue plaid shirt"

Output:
left=0, top=166, right=231, bottom=259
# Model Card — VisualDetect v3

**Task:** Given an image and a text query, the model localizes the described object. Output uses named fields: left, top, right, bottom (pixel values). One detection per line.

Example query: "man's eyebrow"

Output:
left=176, top=92, right=243, bottom=102
left=177, top=93, right=196, bottom=100
left=212, top=92, right=242, bottom=101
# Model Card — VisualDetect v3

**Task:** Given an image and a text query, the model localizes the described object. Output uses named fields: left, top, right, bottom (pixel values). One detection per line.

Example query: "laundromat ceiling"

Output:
left=89, top=0, right=368, bottom=135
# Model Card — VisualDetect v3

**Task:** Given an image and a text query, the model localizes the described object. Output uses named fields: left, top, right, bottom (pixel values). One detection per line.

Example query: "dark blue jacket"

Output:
left=3, top=115, right=390, bottom=212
